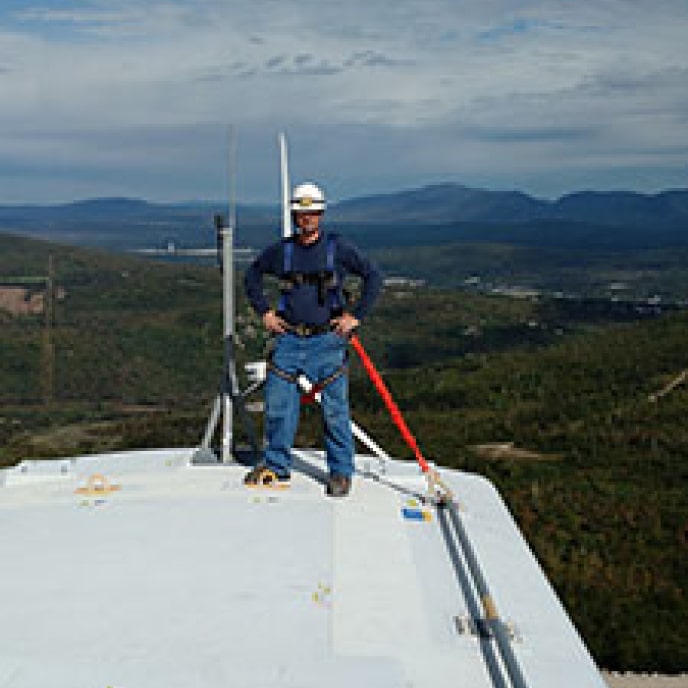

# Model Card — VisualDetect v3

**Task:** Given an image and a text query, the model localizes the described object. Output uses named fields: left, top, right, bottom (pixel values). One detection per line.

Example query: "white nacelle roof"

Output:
left=0, top=448, right=606, bottom=688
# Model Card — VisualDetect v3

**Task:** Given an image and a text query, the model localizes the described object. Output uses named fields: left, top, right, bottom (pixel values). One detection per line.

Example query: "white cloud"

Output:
left=0, top=0, right=687, bottom=201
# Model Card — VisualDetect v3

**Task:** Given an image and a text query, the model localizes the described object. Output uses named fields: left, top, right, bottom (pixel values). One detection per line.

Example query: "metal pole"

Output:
left=445, top=501, right=530, bottom=688
left=194, top=127, right=259, bottom=465
left=201, top=395, right=222, bottom=450
left=279, top=132, right=292, bottom=239
left=221, top=128, right=236, bottom=463
left=436, top=507, right=509, bottom=688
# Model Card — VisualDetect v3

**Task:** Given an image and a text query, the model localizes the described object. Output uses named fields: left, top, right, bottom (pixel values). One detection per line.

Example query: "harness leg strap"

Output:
left=302, top=360, right=348, bottom=404
left=266, top=358, right=300, bottom=385
left=266, top=344, right=348, bottom=403
left=316, top=361, right=348, bottom=390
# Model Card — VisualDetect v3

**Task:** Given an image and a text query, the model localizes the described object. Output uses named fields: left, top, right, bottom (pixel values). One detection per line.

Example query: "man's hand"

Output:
left=263, top=310, right=289, bottom=334
left=331, top=312, right=360, bottom=337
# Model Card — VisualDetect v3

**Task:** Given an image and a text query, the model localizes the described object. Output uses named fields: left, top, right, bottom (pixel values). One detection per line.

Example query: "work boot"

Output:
left=244, top=464, right=290, bottom=489
left=326, top=474, right=351, bottom=498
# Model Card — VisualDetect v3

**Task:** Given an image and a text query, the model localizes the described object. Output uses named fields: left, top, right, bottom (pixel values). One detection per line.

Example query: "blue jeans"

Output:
left=263, top=332, right=354, bottom=478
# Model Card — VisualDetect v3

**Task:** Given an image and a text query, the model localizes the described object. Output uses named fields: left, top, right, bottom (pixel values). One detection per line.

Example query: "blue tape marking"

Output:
left=402, top=507, right=432, bottom=521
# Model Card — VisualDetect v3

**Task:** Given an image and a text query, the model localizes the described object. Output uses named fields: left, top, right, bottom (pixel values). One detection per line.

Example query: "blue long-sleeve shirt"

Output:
left=244, top=231, right=383, bottom=326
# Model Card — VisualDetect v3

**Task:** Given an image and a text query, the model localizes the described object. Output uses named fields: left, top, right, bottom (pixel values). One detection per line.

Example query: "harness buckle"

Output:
left=294, top=323, right=309, bottom=337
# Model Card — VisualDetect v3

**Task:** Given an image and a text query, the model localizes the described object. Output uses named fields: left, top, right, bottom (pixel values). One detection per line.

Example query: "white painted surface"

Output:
left=0, top=448, right=606, bottom=687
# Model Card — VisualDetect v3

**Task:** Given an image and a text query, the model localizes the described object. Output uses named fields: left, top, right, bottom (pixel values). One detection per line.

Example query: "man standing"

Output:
left=244, top=182, right=382, bottom=497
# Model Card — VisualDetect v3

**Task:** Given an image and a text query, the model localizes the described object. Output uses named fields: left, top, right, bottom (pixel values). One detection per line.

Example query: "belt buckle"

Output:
left=295, top=323, right=308, bottom=337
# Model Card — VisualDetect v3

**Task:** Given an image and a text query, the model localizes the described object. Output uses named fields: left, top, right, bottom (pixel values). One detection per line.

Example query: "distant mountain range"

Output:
left=330, top=183, right=688, bottom=230
left=1, top=183, right=687, bottom=252
left=0, top=198, right=275, bottom=252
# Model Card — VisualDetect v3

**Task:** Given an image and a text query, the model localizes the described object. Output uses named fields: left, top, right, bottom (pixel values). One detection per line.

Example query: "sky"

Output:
left=0, top=0, right=687, bottom=204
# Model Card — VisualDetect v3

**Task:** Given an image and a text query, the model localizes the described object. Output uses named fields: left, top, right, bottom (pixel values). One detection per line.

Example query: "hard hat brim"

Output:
left=290, top=203, right=326, bottom=213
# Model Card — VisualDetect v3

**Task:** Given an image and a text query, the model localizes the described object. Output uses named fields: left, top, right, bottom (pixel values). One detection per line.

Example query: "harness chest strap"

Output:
left=277, top=234, right=342, bottom=312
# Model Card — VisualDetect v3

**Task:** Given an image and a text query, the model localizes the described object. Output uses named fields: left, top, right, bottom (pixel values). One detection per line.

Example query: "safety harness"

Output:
left=266, top=356, right=348, bottom=402
left=277, top=233, right=343, bottom=316
left=268, top=233, right=348, bottom=396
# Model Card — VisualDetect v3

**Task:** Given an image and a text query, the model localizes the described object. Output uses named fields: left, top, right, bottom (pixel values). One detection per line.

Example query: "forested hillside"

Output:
left=1, top=233, right=687, bottom=671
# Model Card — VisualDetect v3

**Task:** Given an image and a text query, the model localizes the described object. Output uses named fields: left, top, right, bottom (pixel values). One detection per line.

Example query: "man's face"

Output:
left=294, top=211, right=322, bottom=243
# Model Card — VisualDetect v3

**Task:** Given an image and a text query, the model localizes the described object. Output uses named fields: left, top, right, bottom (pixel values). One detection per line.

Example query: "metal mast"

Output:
left=220, top=128, right=237, bottom=462
left=196, top=127, right=259, bottom=465
left=279, top=132, right=292, bottom=239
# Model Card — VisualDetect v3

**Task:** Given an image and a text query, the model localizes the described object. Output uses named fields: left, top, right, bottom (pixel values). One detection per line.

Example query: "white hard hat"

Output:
left=290, top=182, right=326, bottom=213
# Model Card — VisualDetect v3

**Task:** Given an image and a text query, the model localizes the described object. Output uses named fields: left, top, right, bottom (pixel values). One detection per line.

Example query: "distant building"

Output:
left=491, top=285, right=540, bottom=299
left=607, top=282, right=629, bottom=292
left=0, top=287, right=44, bottom=315
left=383, top=276, right=426, bottom=288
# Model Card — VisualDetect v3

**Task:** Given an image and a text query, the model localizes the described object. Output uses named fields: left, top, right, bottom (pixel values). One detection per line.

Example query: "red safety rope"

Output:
left=349, top=335, right=431, bottom=473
